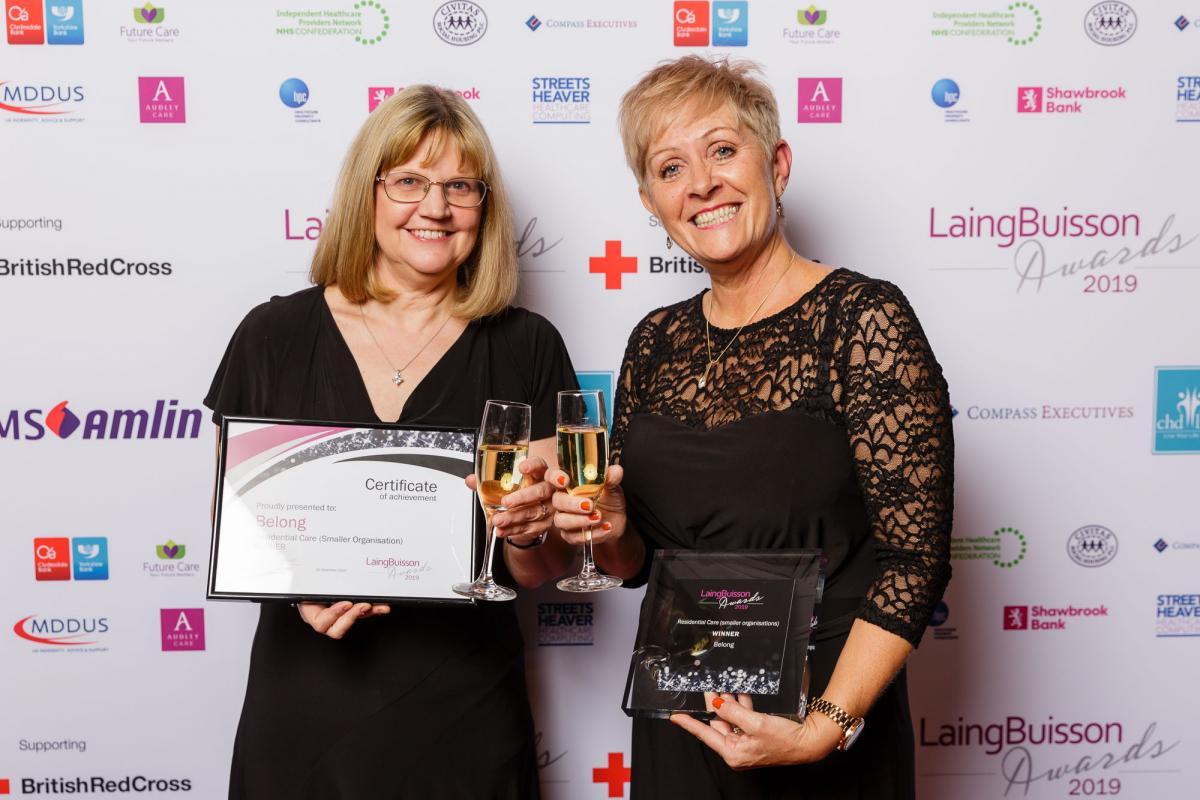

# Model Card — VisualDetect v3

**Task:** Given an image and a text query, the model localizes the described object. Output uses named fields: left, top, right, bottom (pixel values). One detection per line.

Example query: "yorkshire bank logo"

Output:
left=798, top=77, right=842, bottom=123
left=138, top=76, right=185, bottom=123
left=13, top=614, right=109, bottom=646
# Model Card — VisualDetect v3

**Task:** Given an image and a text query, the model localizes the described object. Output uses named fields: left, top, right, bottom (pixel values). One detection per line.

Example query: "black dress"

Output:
left=612, top=269, right=954, bottom=799
left=204, top=286, right=578, bottom=799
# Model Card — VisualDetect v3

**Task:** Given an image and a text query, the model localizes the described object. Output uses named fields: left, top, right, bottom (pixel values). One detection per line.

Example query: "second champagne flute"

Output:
left=555, top=389, right=622, bottom=593
left=452, top=400, right=530, bottom=602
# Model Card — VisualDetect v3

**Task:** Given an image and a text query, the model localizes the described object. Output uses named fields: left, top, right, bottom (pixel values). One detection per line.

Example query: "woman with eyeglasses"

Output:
left=205, top=86, right=578, bottom=798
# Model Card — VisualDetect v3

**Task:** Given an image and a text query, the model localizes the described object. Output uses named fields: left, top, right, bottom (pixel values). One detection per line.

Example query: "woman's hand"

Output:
left=465, top=455, right=558, bottom=548
left=296, top=601, right=390, bottom=639
left=670, top=693, right=843, bottom=770
left=548, top=464, right=628, bottom=546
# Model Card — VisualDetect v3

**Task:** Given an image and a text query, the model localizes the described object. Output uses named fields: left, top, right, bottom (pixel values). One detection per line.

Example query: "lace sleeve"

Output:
left=839, top=280, right=954, bottom=647
left=610, top=309, right=664, bottom=464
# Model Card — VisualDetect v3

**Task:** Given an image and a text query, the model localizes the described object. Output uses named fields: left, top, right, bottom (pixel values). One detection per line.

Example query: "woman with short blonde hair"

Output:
left=206, top=85, right=578, bottom=798
left=554, top=56, right=954, bottom=799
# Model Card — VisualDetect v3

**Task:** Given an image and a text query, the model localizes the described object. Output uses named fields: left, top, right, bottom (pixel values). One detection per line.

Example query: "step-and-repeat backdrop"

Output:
left=3, top=1, right=1197, bottom=797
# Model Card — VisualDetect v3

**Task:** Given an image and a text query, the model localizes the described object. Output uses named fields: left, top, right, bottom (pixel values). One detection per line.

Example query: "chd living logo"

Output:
left=797, top=77, right=842, bottom=123
left=1003, top=603, right=1107, bottom=631
left=160, top=608, right=204, bottom=651
left=0, top=399, right=203, bottom=441
left=1153, top=367, right=1200, bottom=454
left=537, top=602, right=594, bottom=646
left=13, top=614, right=110, bottom=650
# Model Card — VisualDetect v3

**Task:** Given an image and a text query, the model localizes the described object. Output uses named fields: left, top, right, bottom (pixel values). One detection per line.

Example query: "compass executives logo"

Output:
left=1154, top=367, right=1200, bottom=454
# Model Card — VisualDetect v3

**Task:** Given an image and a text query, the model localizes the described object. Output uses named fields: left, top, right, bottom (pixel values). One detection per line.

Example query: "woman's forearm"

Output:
left=818, top=618, right=914, bottom=719
left=594, top=526, right=647, bottom=581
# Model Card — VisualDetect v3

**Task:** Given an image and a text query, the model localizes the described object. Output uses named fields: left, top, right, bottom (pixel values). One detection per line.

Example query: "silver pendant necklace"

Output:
left=358, top=302, right=453, bottom=388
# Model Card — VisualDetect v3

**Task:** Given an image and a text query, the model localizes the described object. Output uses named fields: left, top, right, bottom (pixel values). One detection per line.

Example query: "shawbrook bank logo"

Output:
left=1003, top=603, right=1108, bottom=631
left=589, top=240, right=706, bottom=290
left=13, top=614, right=110, bottom=650
left=0, top=399, right=203, bottom=441
left=1017, top=84, right=1126, bottom=114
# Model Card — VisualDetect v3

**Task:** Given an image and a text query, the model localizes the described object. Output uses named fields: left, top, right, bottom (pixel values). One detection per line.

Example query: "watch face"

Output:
left=841, top=718, right=865, bottom=750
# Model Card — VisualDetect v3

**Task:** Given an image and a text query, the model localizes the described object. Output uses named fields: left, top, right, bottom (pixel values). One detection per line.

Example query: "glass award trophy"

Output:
left=622, top=549, right=825, bottom=720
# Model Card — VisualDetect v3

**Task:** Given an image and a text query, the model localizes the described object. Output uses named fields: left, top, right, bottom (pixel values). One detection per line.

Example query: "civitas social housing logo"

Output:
left=10, top=776, right=193, bottom=794
left=1084, top=2, right=1136, bottom=46
left=0, top=399, right=203, bottom=441
left=433, top=1, right=487, bottom=46
left=589, top=240, right=706, bottom=290
left=0, top=81, right=85, bottom=122
left=532, top=76, right=590, bottom=124
left=1154, top=367, right=1200, bottom=454
left=123, top=3, right=180, bottom=43
left=275, top=0, right=389, bottom=45
left=34, top=537, right=109, bottom=581
left=12, top=614, right=110, bottom=651
left=5, top=0, right=84, bottom=45
left=0, top=256, right=173, bottom=278
left=1066, top=525, right=1118, bottom=567
left=673, top=1, right=747, bottom=47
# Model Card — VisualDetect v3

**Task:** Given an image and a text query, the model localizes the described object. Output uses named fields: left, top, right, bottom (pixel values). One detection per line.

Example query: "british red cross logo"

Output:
left=593, top=752, right=631, bottom=798
left=589, top=240, right=637, bottom=290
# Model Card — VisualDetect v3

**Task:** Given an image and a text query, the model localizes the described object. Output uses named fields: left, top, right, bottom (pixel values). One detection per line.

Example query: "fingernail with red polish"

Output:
left=556, top=475, right=568, bottom=487
left=713, top=697, right=725, bottom=710
left=589, top=511, right=602, bottom=522
left=580, top=500, right=593, bottom=512
left=601, top=522, right=612, bottom=532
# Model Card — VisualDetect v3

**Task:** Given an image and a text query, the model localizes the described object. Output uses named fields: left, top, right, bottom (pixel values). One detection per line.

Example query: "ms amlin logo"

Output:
left=0, top=398, right=202, bottom=440
left=1154, top=366, right=1200, bottom=454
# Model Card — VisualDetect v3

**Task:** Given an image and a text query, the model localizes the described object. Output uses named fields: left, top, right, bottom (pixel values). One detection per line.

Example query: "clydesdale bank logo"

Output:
left=0, top=399, right=203, bottom=441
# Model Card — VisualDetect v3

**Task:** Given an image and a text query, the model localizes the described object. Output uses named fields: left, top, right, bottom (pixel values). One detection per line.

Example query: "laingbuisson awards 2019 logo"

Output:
left=0, top=399, right=203, bottom=441
left=1153, top=367, right=1200, bottom=454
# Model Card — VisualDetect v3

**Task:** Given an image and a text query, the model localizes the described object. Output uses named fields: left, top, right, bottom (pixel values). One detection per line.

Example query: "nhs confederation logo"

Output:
left=1154, top=367, right=1200, bottom=454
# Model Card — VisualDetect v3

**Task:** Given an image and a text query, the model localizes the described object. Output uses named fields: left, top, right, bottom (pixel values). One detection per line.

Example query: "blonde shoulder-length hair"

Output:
left=310, top=85, right=518, bottom=320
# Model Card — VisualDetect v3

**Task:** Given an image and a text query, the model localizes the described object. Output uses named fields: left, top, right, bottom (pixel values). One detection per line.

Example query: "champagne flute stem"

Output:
left=580, top=526, right=598, bottom=578
left=480, top=520, right=500, bottom=584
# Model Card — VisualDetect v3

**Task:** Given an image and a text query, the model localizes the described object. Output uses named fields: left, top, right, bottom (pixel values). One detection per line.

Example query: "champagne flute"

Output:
left=453, top=400, right=531, bottom=602
left=555, top=389, right=622, bottom=593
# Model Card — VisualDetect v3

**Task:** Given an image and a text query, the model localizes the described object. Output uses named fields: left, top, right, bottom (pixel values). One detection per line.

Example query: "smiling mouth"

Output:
left=407, top=228, right=452, bottom=240
left=691, top=203, right=741, bottom=229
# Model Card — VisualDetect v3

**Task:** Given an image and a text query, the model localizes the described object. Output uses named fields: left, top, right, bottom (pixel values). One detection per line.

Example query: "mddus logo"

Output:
left=0, top=399, right=202, bottom=441
left=797, top=77, right=841, bottom=123
left=13, top=614, right=109, bottom=647
left=0, top=81, right=84, bottom=117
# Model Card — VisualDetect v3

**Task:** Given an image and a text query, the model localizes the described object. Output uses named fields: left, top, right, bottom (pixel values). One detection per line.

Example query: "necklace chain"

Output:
left=358, top=302, right=453, bottom=388
left=701, top=257, right=795, bottom=390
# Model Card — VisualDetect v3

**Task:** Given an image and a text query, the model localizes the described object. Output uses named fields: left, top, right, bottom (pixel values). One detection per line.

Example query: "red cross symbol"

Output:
left=589, top=240, right=637, bottom=290
left=592, top=752, right=631, bottom=798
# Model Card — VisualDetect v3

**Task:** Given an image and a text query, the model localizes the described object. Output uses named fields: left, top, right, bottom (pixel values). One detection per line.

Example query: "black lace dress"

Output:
left=613, top=269, right=954, bottom=800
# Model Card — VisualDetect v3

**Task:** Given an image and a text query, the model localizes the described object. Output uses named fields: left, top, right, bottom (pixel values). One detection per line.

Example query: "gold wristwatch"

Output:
left=808, top=697, right=865, bottom=751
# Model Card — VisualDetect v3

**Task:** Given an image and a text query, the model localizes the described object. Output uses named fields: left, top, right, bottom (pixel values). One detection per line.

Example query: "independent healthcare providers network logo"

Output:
left=5, top=0, right=84, bottom=45
left=138, top=76, right=185, bottom=123
left=33, top=537, right=109, bottom=580
left=1154, top=367, right=1200, bottom=454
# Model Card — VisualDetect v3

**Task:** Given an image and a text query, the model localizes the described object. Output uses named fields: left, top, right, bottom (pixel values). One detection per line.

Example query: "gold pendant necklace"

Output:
left=700, top=257, right=795, bottom=390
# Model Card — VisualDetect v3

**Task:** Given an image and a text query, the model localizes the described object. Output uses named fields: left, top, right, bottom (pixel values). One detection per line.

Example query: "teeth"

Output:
left=693, top=204, right=740, bottom=228
left=410, top=229, right=449, bottom=240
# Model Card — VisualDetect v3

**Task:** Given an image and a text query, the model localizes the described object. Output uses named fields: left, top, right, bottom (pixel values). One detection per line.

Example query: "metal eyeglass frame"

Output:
left=375, top=171, right=490, bottom=208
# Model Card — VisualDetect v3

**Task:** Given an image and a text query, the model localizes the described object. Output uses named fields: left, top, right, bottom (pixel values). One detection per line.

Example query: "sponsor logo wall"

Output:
left=2, top=2, right=1195, bottom=799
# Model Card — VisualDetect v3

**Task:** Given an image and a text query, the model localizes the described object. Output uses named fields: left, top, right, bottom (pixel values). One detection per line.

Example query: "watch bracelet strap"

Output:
left=505, top=531, right=548, bottom=550
left=808, top=696, right=859, bottom=734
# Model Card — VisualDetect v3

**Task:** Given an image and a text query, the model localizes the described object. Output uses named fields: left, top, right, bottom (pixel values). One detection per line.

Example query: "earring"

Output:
left=776, top=197, right=784, bottom=218
left=666, top=235, right=674, bottom=249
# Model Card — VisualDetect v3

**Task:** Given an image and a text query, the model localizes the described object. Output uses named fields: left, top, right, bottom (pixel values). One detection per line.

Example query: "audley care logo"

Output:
left=797, top=77, right=841, bottom=123
left=275, top=0, right=389, bottom=45
left=0, top=399, right=203, bottom=441
left=160, top=608, right=204, bottom=651
left=0, top=80, right=85, bottom=122
left=138, top=76, right=185, bottom=123
left=1154, top=367, right=1200, bottom=454
left=13, top=614, right=110, bottom=651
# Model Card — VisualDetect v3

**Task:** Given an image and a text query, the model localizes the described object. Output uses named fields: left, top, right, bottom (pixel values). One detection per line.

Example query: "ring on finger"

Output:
left=534, top=501, right=549, bottom=521
left=731, top=726, right=744, bottom=735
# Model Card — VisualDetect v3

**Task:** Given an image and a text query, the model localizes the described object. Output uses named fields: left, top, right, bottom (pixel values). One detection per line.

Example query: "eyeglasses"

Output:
left=375, top=171, right=489, bottom=208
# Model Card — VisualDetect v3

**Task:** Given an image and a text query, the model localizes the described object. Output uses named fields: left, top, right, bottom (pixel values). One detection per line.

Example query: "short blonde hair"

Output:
left=618, top=56, right=781, bottom=188
left=310, top=85, right=517, bottom=319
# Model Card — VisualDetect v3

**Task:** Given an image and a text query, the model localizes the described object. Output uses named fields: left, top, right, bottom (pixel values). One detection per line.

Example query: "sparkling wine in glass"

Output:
left=555, top=389, right=622, bottom=593
left=453, top=400, right=531, bottom=602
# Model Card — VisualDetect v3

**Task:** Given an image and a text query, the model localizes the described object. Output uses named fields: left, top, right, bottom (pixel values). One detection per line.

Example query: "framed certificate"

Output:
left=622, top=549, right=826, bottom=720
left=207, top=416, right=478, bottom=604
